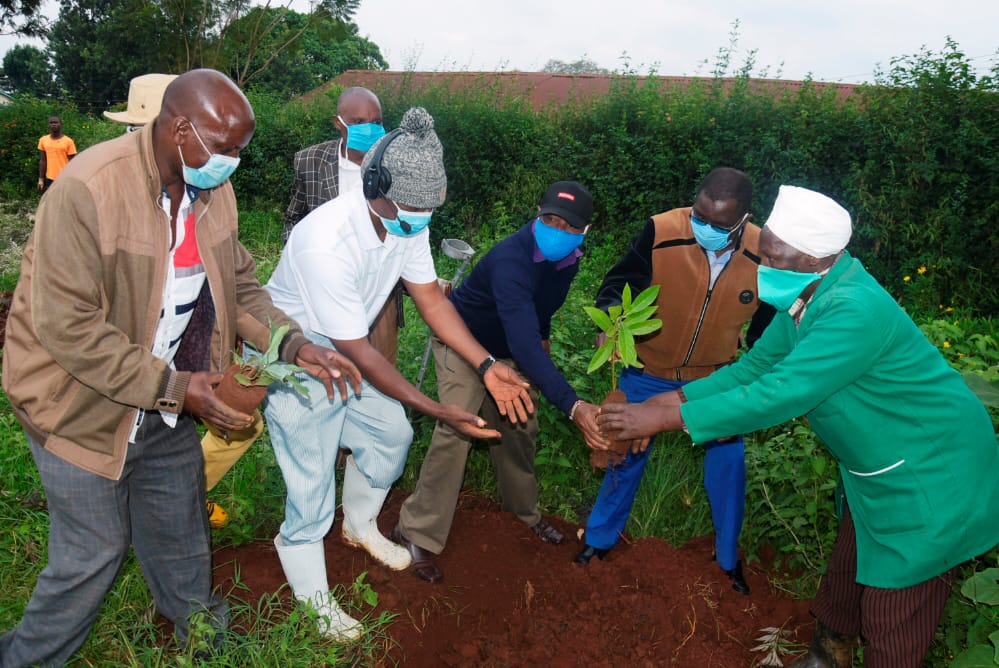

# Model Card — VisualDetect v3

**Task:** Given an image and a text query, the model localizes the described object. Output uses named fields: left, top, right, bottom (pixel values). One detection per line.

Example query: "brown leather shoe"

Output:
left=389, top=526, right=443, bottom=584
left=530, top=518, right=565, bottom=544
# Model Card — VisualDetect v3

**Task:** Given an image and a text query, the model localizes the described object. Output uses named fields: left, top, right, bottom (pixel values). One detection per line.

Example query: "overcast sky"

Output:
left=3, top=0, right=997, bottom=84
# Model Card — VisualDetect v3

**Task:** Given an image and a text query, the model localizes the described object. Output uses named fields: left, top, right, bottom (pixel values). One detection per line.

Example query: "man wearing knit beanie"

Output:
left=262, top=107, right=535, bottom=641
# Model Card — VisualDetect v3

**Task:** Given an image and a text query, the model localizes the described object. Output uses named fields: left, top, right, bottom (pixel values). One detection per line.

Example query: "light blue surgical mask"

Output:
left=179, top=123, right=240, bottom=190
left=338, top=115, right=386, bottom=153
left=691, top=212, right=744, bottom=251
left=533, top=218, right=585, bottom=261
left=368, top=201, right=432, bottom=237
left=757, top=265, right=823, bottom=311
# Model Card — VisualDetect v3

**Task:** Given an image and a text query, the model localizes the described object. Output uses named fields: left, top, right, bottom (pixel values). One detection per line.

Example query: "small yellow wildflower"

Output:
left=943, top=341, right=951, bottom=348
left=918, top=266, right=927, bottom=275
left=903, top=276, right=911, bottom=282
left=945, top=307, right=953, bottom=312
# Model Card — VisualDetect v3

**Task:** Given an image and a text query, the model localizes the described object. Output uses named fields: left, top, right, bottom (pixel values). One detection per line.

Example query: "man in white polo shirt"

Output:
left=263, top=106, right=535, bottom=641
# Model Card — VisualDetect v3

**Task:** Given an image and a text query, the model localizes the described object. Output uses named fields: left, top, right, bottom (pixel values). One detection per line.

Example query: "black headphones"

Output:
left=362, top=128, right=404, bottom=200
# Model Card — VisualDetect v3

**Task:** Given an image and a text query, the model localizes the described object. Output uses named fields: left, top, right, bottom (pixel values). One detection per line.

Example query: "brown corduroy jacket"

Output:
left=2, top=124, right=307, bottom=480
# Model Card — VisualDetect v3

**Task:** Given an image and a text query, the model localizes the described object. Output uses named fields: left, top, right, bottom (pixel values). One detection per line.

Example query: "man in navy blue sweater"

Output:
left=391, top=180, right=607, bottom=583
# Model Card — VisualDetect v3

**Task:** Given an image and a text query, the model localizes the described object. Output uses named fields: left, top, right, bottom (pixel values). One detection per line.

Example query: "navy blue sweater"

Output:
left=450, top=222, right=582, bottom=416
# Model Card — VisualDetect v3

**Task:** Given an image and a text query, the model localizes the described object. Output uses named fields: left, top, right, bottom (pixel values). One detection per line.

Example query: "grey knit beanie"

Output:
left=362, top=106, right=447, bottom=209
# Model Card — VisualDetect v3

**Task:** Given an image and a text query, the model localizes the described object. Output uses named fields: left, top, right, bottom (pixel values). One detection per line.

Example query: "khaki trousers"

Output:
left=398, top=336, right=541, bottom=554
left=202, top=410, right=264, bottom=491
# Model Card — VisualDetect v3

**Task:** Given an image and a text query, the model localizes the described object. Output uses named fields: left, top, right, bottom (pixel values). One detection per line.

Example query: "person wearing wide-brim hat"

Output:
left=104, top=73, right=178, bottom=130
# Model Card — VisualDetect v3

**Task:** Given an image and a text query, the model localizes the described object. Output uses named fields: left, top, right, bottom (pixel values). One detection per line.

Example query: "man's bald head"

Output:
left=336, top=87, right=380, bottom=116
left=153, top=69, right=255, bottom=189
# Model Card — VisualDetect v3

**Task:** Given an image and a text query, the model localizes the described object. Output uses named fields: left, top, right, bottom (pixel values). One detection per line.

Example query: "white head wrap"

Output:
left=764, top=185, right=852, bottom=258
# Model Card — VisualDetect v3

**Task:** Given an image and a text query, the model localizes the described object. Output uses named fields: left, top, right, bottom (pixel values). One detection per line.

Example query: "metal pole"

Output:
left=415, top=238, right=475, bottom=392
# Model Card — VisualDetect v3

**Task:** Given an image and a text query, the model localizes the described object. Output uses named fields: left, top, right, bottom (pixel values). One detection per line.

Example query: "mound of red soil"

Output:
left=213, top=490, right=813, bottom=667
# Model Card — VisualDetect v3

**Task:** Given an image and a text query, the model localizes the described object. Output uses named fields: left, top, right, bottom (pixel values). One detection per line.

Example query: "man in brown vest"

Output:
left=575, top=167, right=773, bottom=595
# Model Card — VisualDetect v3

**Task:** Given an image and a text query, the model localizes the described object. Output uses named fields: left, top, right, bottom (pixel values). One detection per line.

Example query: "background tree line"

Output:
left=0, top=0, right=386, bottom=107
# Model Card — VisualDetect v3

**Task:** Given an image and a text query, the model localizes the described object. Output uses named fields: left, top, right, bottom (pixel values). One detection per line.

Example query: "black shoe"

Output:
left=531, top=518, right=565, bottom=545
left=389, top=525, right=444, bottom=584
left=724, top=559, right=750, bottom=595
left=574, top=544, right=609, bottom=565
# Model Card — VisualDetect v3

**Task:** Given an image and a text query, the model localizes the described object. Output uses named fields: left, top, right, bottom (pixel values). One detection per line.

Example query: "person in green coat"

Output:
left=595, top=184, right=999, bottom=668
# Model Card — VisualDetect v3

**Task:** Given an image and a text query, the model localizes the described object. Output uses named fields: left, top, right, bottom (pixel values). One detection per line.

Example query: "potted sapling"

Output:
left=214, top=322, right=310, bottom=414
left=583, top=283, right=663, bottom=468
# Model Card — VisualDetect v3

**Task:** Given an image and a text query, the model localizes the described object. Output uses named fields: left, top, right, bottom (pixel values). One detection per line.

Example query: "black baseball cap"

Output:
left=538, top=180, right=594, bottom=229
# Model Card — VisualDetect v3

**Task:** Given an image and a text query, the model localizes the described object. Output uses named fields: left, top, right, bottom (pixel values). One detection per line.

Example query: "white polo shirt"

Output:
left=266, top=188, right=437, bottom=342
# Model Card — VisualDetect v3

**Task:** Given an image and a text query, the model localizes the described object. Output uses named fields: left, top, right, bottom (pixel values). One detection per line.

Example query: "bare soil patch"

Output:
left=213, top=490, right=812, bottom=667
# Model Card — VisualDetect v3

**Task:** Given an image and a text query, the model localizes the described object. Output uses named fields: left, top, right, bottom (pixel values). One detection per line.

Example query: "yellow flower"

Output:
left=945, top=307, right=953, bottom=312
left=958, top=352, right=966, bottom=357
left=903, top=275, right=911, bottom=282
left=943, top=341, right=951, bottom=348
left=917, top=266, right=927, bottom=275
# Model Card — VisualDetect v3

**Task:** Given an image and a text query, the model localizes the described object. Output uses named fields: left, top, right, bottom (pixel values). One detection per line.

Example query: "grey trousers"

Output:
left=399, top=336, right=541, bottom=554
left=0, top=412, right=227, bottom=668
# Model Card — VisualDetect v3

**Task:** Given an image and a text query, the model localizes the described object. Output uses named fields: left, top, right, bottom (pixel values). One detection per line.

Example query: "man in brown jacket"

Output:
left=0, top=69, right=359, bottom=665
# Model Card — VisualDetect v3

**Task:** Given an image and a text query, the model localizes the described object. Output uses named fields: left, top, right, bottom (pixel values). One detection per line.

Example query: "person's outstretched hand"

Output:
left=483, top=362, right=535, bottom=424
left=438, top=403, right=503, bottom=440
left=185, top=371, right=254, bottom=432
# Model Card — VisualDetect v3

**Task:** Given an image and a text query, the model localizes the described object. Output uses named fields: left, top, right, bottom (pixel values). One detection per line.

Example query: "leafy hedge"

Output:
left=1, top=40, right=996, bottom=312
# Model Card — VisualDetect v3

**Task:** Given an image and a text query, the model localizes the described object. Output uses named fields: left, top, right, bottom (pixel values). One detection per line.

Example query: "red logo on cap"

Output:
left=557, top=192, right=575, bottom=201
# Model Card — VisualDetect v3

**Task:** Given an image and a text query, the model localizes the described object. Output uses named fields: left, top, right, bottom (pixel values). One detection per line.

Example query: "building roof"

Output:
left=0, top=90, right=14, bottom=105
left=312, top=70, right=863, bottom=110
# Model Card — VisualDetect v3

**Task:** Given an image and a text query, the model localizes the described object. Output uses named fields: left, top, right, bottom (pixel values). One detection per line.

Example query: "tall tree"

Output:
left=1, top=43, right=54, bottom=96
left=48, top=0, right=372, bottom=109
left=49, top=0, right=172, bottom=111
left=1, top=0, right=47, bottom=37
left=223, top=7, right=385, bottom=96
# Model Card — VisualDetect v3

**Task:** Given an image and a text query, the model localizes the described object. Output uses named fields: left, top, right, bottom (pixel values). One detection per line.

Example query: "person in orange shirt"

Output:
left=37, top=115, right=77, bottom=191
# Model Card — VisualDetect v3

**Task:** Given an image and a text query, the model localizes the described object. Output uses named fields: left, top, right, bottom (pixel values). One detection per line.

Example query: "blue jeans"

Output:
left=0, top=412, right=226, bottom=667
left=584, top=366, right=746, bottom=570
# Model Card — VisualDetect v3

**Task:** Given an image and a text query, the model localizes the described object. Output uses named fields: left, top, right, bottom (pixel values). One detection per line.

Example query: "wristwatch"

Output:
left=476, top=355, right=497, bottom=378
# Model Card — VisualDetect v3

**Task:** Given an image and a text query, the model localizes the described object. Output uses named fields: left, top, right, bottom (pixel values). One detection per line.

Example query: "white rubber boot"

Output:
left=341, top=455, right=412, bottom=570
left=273, top=535, right=363, bottom=642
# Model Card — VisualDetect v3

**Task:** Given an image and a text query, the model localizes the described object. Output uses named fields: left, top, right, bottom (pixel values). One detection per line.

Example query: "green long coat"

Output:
left=682, top=253, right=999, bottom=588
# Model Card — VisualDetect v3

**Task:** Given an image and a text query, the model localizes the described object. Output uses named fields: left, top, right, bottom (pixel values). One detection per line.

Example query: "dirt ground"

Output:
left=213, top=490, right=814, bottom=667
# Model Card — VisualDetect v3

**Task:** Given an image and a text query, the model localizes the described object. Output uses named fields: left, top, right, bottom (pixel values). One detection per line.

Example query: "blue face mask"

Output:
left=757, top=265, right=823, bottom=311
left=338, top=115, right=386, bottom=153
left=533, top=218, right=585, bottom=261
left=691, top=213, right=738, bottom=251
left=368, top=201, right=432, bottom=237
left=179, top=123, right=240, bottom=190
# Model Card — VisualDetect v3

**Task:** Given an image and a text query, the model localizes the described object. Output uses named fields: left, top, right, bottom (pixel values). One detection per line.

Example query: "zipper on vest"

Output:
left=681, top=250, right=737, bottom=372
left=682, top=288, right=712, bottom=372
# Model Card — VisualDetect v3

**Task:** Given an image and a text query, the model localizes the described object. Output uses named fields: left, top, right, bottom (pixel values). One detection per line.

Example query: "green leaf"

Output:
left=621, top=283, right=633, bottom=309
left=607, top=304, right=623, bottom=320
left=960, top=568, right=999, bottom=605
left=963, top=372, right=999, bottom=408
left=949, top=643, right=997, bottom=668
left=583, top=306, right=613, bottom=333
left=587, top=337, right=615, bottom=373
left=618, top=328, right=637, bottom=367
left=631, top=284, right=661, bottom=310
left=812, top=456, right=827, bottom=476
left=623, top=305, right=659, bottom=325
left=629, top=319, right=663, bottom=335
